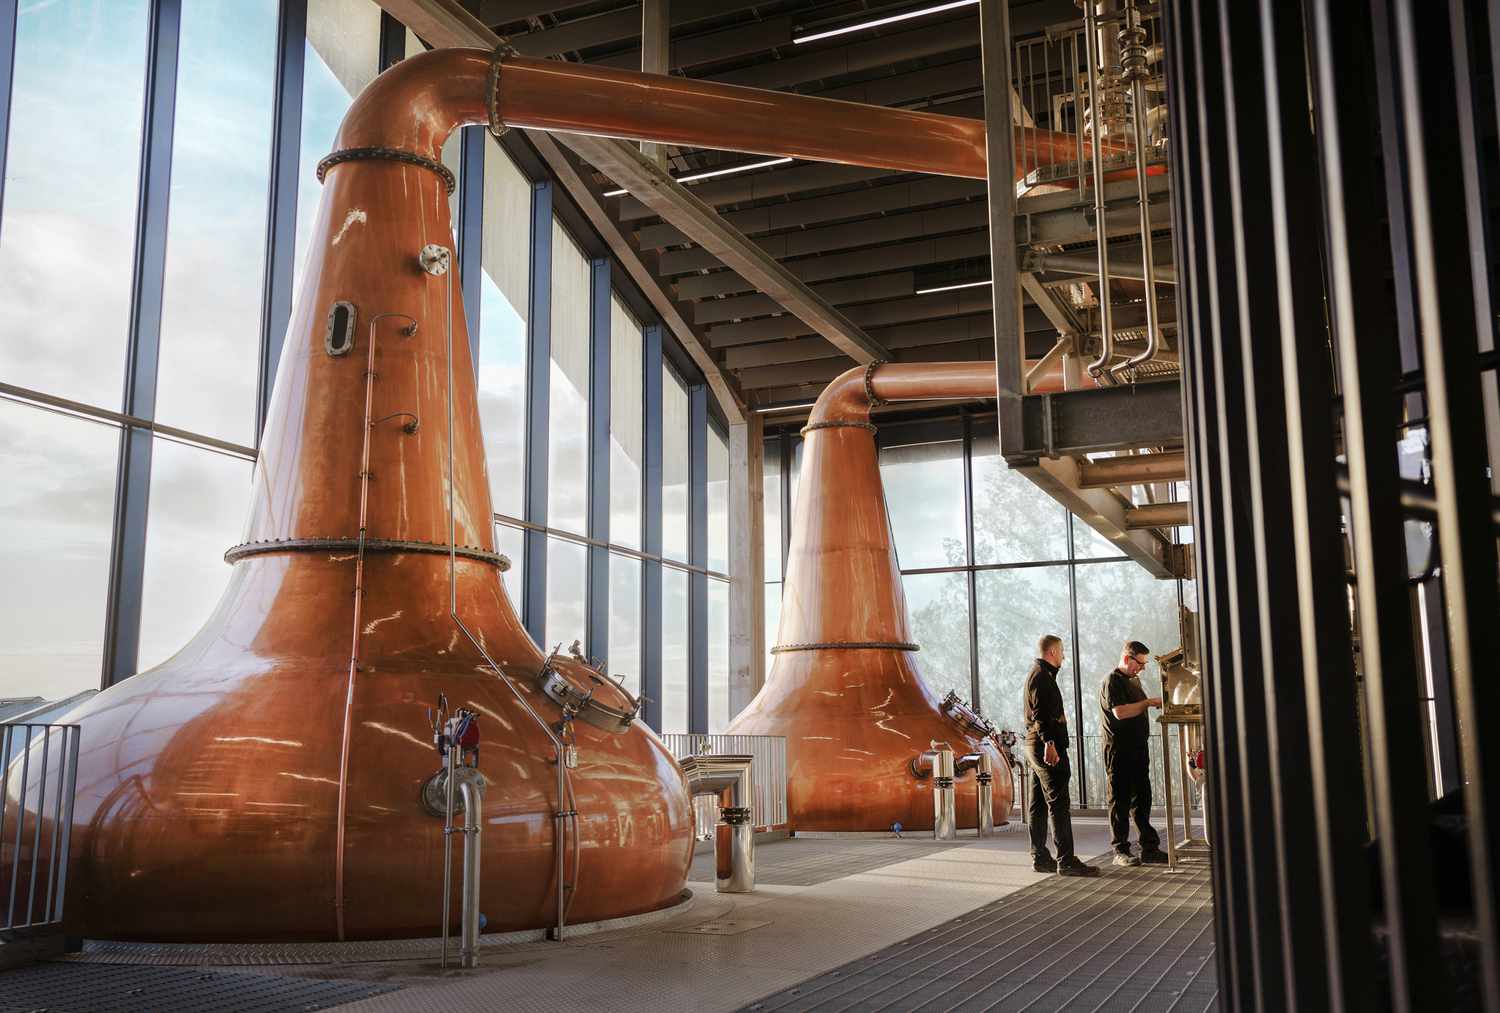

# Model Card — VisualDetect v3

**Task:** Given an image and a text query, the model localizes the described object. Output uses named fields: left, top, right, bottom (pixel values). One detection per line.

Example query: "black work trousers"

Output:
left=1105, top=742, right=1160, bottom=854
left=1027, top=741, right=1076, bottom=862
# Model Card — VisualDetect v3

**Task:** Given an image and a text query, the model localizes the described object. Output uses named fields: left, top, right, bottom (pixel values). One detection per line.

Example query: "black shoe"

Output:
left=1139, top=848, right=1170, bottom=864
left=1032, top=855, right=1058, bottom=873
left=1057, top=858, right=1101, bottom=878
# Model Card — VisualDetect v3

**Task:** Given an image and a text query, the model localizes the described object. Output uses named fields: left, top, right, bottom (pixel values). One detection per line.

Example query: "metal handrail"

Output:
left=1, top=723, right=81, bottom=934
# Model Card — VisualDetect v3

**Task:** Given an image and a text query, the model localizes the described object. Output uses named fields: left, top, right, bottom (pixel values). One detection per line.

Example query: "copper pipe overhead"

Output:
left=338, top=48, right=1121, bottom=185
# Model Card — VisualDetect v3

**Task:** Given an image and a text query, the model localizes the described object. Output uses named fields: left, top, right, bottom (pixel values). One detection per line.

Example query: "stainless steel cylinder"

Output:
left=976, top=754, right=996, bottom=838
left=715, top=807, right=755, bottom=893
left=457, top=772, right=484, bottom=969
left=932, top=746, right=957, bottom=841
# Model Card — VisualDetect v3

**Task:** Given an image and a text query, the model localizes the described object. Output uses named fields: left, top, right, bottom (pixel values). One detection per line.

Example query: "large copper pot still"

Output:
left=0, top=46, right=1104, bottom=939
left=727, top=364, right=1018, bottom=831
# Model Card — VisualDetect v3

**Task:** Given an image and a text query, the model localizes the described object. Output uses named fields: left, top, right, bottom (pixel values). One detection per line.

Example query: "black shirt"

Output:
left=1100, top=668, right=1149, bottom=749
left=1024, top=658, right=1068, bottom=749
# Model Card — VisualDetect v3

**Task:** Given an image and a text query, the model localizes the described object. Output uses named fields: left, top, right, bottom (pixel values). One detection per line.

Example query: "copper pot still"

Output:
left=727, top=363, right=1017, bottom=831
left=1, top=50, right=705, bottom=943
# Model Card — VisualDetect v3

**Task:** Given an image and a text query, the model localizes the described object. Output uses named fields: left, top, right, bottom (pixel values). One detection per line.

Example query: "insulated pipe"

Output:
left=1031, top=250, right=1176, bottom=284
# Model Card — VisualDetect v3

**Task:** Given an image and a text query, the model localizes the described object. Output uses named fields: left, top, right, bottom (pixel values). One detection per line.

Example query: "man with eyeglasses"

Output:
left=1100, top=640, right=1168, bottom=867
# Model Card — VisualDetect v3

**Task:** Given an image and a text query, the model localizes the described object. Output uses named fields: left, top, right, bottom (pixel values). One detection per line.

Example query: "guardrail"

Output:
left=1, top=723, right=81, bottom=938
left=663, top=734, right=787, bottom=838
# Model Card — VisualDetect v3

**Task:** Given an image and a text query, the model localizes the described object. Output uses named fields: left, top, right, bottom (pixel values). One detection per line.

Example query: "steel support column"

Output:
left=585, top=257, right=611, bottom=661
left=688, top=385, right=709, bottom=733
left=727, top=414, right=765, bottom=717
left=102, top=0, right=182, bottom=689
left=257, top=0, right=307, bottom=440
left=1382, top=1, right=1500, bottom=1001
left=522, top=180, right=552, bottom=644
left=458, top=126, right=484, bottom=361
left=979, top=0, right=1023, bottom=460
left=641, top=324, right=665, bottom=731
left=0, top=0, right=17, bottom=228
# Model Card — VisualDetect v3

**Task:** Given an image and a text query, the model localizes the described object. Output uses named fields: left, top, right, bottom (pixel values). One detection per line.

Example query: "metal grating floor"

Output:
left=0, top=962, right=399, bottom=1013
left=689, top=837, right=966, bottom=887
left=740, top=858, right=1218, bottom=1013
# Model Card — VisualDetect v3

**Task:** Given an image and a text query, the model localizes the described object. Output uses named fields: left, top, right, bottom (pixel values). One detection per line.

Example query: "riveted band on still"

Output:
left=225, top=537, right=510, bottom=570
left=800, top=420, right=877, bottom=436
left=771, top=641, right=919, bottom=653
left=317, top=147, right=457, bottom=195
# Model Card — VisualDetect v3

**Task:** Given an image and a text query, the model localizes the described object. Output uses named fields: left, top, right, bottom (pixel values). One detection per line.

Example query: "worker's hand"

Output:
left=1147, top=697, right=1164, bottom=709
left=1044, top=741, right=1059, bottom=767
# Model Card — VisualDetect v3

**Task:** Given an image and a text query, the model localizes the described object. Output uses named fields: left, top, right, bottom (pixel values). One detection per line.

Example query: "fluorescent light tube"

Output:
left=601, top=156, right=794, bottom=198
left=915, top=278, right=992, bottom=295
left=793, top=0, right=978, bottom=45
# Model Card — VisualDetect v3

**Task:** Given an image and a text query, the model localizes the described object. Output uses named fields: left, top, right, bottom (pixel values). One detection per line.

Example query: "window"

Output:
left=0, top=404, right=119, bottom=699
left=476, top=145, right=530, bottom=520
left=544, top=536, right=587, bottom=652
left=763, top=439, right=783, bottom=677
left=975, top=565, right=1074, bottom=738
left=661, top=366, right=690, bottom=562
left=154, top=0, right=279, bottom=445
left=661, top=566, right=690, bottom=733
left=880, top=438, right=966, bottom=569
left=547, top=221, right=590, bottom=535
left=764, top=439, right=783, bottom=581
left=708, top=578, right=730, bottom=731
left=972, top=433, right=1069, bottom=564
left=763, top=581, right=782, bottom=679
left=903, top=571, right=971, bottom=703
left=293, top=0, right=381, bottom=303
left=138, top=441, right=253, bottom=671
left=1073, top=560, right=1181, bottom=804
left=495, top=521, right=524, bottom=607
left=609, top=297, right=643, bottom=548
left=0, top=0, right=150, bottom=409
left=608, top=554, right=641, bottom=696
left=708, top=426, right=729, bottom=573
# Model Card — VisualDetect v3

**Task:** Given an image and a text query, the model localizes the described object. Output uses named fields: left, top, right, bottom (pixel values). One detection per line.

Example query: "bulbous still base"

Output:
left=4, top=556, right=695, bottom=944
left=727, top=650, right=1013, bottom=833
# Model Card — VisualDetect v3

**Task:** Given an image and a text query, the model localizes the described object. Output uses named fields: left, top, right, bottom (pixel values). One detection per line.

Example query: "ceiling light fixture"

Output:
left=792, top=0, right=979, bottom=46
left=753, top=401, right=819, bottom=413
left=601, top=156, right=795, bottom=197
left=914, top=278, right=992, bottom=295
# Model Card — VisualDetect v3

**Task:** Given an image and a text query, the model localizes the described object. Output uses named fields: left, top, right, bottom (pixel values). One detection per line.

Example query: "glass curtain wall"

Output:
left=764, top=413, right=1192, bottom=807
left=0, top=0, right=732, bottom=738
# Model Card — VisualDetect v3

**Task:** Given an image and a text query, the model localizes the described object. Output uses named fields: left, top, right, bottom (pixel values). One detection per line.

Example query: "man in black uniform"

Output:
left=1024, top=634, right=1098, bottom=877
left=1100, top=640, right=1168, bottom=866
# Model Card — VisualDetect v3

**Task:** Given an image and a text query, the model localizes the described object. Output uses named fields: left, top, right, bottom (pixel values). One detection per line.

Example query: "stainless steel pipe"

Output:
left=1111, top=0, right=1165, bottom=380
left=456, top=769, right=484, bottom=969
left=912, top=742, right=957, bottom=841
left=1082, top=0, right=1116, bottom=381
